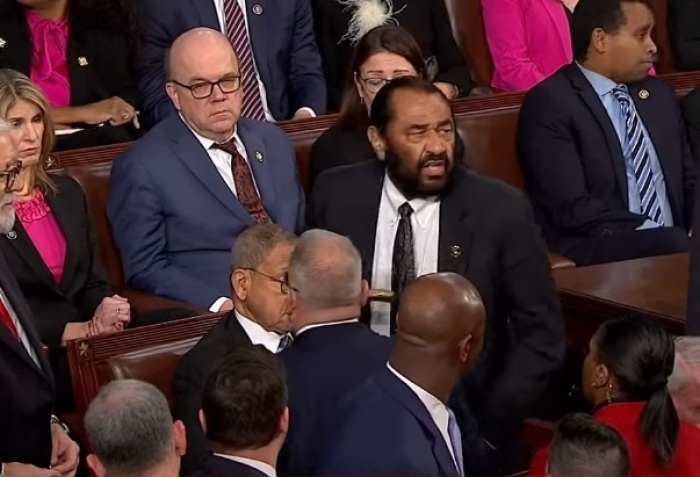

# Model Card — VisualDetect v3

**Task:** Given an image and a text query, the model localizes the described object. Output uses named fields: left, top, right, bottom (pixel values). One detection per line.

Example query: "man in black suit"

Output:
left=0, top=123, right=80, bottom=476
left=682, top=86, right=700, bottom=164
left=198, top=346, right=287, bottom=477
left=668, top=0, right=700, bottom=71
left=173, top=224, right=297, bottom=475
left=518, top=0, right=696, bottom=266
left=308, top=77, right=564, bottom=473
left=277, top=229, right=391, bottom=476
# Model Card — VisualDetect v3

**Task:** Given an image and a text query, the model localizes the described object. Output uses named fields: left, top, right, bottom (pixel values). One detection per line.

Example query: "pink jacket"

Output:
left=482, top=0, right=572, bottom=91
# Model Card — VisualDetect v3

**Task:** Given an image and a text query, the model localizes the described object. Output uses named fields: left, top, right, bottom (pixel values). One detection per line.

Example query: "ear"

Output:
left=279, top=406, right=290, bottom=436
left=166, top=82, right=181, bottom=111
left=367, top=126, right=386, bottom=161
left=354, top=72, right=364, bottom=102
left=173, top=420, right=187, bottom=457
left=591, top=28, right=608, bottom=56
left=592, top=363, right=611, bottom=389
left=87, top=454, right=107, bottom=477
left=458, top=333, right=473, bottom=364
left=360, top=279, right=370, bottom=307
left=231, top=269, right=249, bottom=301
left=198, top=409, right=207, bottom=434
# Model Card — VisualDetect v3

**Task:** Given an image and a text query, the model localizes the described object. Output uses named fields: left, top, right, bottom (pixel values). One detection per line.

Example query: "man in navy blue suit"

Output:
left=137, top=0, right=326, bottom=126
left=108, top=28, right=305, bottom=310
left=318, top=272, right=488, bottom=477
left=278, top=229, right=391, bottom=476
left=518, top=0, right=696, bottom=266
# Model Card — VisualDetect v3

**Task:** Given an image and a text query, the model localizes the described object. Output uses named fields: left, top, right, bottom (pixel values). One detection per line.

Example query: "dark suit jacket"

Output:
left=0, top=253, right=55, bottom=469
left=198, top=455, right=270, bottom=477
left=310, top=0, right=472, bottom=111
left=685, top=91, right=700, bottom=333
left=107, top=115, right=305, bottom=308
left=309, top=125, right=467, bottom=189
left=318, top=367, right=464, bottom=477
left=0, top=0, right=136, bottom=149
left=682, top=86, right=700, bottom=164
left=173, top=312, right=253, bottom=475
left=669, top=0, right=700, bottom=71
left=137, top=0, right=326, bottom=126
left=308, top=161, right=564, bottom=450
left=518, top=64, right=696, bottom=264
left=278, top=321, right=391, bottom=476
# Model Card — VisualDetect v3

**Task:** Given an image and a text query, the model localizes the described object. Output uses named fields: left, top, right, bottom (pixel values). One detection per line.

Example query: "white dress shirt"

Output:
left=0, top=287, right=40, bottom=367
left=236, top=311, right=284, bottom=353
left=212, top=0, right=316, bottom=121
left=212, top=454, right=277, bottom=477
left=370, top=174, right=440, bottom=336
left=387, top=364, right=459, bottom=468
left=296, top=318, right=359, bottom=336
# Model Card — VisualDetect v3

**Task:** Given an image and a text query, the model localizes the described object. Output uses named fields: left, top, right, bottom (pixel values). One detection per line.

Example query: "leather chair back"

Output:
left=444, top=0, right=494, bottom=87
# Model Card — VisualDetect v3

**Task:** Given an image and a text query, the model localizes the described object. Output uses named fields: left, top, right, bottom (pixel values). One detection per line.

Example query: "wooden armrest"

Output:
left=115, top=287, right=206, bottom=315
left=547, top=252, right=576, bottom=269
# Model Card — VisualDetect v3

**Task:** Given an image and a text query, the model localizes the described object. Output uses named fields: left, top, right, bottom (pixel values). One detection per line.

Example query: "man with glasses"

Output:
left=0, top=121, right=80, bottom=477
left=173, top=223, right=297, bottom=475
left=108, top=28, right=305, bottom=311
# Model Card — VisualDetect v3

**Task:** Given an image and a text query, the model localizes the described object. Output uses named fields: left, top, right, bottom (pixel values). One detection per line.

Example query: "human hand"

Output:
left=292, top=109, right=314, bottom=120
left=84, top=97, right=137, bottom=127
left=2, top=463, right=60, bottom=477
left=50, top=423, right=80, bottom=477
left=93, top=295, right=130, bottom=329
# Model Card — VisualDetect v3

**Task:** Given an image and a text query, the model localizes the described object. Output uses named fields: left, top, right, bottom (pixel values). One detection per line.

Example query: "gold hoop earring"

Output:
left=605, top=383, right=613, bottom=404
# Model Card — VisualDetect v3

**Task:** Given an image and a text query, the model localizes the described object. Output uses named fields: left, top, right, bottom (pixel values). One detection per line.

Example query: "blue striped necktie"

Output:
left=612, top=85, right=664, bottom=225
left=448, top=409, right=464, bottom=477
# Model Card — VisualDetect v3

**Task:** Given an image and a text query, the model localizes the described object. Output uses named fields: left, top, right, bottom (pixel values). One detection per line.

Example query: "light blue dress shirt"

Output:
left=577, top=64, right=673, bottom=229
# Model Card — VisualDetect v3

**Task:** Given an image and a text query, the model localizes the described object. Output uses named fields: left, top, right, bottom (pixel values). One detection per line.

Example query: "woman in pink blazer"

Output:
left=482, top=0, right=574, bottom=91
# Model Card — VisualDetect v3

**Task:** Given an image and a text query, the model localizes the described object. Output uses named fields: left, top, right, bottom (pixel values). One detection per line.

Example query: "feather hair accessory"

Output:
left=336, top=0, right=405, bottom=45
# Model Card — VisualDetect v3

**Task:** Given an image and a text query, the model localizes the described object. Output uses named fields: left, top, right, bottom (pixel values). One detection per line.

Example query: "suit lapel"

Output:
left=192, top=0, right=221, bottom=30
left=358, top=162, right=384, bottom=281
left=169, top=117, right=255, bottom=225
left=4, top=219, right=56, bottom=289
left=237, top=120, right=277, bottom=220
left=243, top=0, right=271, bottom=83
left=45, top=187, right=80, bottom=291
left=378, top=368, right=459, bottom=476
left=438, top=168, right=472, bottom=275
left=566, top=65, right=629, bottom=200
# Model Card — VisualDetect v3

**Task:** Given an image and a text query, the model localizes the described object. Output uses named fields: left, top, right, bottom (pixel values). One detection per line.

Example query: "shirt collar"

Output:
left=383, top=173, right=438, bottom=229
left=179, top=113, right=239, bottom=151
left=296, top=318, right=360, bottom=337
left=212, top=454, right=277, bottom=477
left=576, top=62, right=620, bottom=98
left=386, top=363, right=447, bottom=420
left=235, top=310, right=284, bottom=353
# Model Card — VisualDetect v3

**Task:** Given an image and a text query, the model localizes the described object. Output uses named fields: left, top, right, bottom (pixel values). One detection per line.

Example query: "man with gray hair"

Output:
left=85, top=379, right=186, bottom=477
left=173, top=223, right=297, bottom=474
left=0, top=121, right=80, bottom=477
left=278, top=229, right=390, bottom=476
left=669, top=337, right=700, bottom=428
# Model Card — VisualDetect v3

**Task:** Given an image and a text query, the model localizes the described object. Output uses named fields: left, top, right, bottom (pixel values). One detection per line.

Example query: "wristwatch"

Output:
left=50, top=414, right=69, bottom=434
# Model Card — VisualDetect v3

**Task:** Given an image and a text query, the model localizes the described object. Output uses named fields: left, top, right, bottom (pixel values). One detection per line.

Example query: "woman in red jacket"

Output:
left=531, top=314, right=700, bottom=477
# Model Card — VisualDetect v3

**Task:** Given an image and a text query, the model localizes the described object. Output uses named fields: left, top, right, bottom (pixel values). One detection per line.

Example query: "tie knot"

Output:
left=398, top=202, right=414, bottom=219
left=612, top=85, right=630, bottom=103
left=212, top=139, right=238, bottom=156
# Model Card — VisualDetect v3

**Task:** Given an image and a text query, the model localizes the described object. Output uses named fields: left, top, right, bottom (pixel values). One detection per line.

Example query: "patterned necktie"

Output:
left=0, top=297, right=18, bottom=340
left=448, top=409, right=465, bottom=477
left=223, top=0, right=267, bottom=121
left=612, top=85, right=664, bottom=225
left=390, top=202, right=415, bottom=334
left=277, top=333, right=293, bottom=352
left=212, top=140, right=271, bottom=224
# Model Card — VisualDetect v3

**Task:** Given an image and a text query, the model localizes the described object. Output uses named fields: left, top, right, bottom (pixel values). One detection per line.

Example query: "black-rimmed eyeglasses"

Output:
left=0, top=160, right=21, bottom=192
left=242, top=268, right=298, bottom=294
left=171, top=76, right=241, bottom=99
left=358, top=74, right=416, bottom=93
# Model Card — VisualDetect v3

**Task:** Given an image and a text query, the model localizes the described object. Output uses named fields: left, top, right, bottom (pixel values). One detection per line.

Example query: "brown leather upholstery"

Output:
left=444, top=0, right=494, bottom=88
left=648, top=0, right=677, bottom=74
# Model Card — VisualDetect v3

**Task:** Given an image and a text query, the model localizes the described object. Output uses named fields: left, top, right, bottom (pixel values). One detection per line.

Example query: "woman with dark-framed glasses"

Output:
left=309, top=25, right=465, bottom=189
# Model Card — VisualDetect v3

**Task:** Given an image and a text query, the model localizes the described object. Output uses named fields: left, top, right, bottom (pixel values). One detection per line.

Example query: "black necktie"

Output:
left=390, top=202, right=415, bottom=334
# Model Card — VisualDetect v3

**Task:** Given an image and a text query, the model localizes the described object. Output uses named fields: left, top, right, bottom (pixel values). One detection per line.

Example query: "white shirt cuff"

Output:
left=209, top=297, right=229, bottom=312
left=295, top=107, right=316, bottom=118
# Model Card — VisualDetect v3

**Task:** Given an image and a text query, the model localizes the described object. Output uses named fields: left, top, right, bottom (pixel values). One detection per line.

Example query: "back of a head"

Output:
left=202, top=345, right=288, bottom=452
left=548, top=413, right=630, bottom=477
left=595, top=314, right=679, bottom=467
left=669, top=337, right=700, bottom=426
left=287, top=229, right=363, bottom=310
left=84, top=379, right=175, bottom=476
left=231, top=223, right=298, bottom=270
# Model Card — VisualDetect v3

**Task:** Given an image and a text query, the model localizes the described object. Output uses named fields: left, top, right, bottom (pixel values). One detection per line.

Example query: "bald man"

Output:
left=108, top=28, right=305, bottom=309
left=318, top=273, right=489, bottom=477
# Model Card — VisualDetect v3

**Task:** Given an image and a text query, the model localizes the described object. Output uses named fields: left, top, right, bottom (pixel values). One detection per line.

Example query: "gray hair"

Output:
left=288, top=229, right=363, bottom=308
left=669, top=337, right=700, bottom=393
left=84, top=379, right=174, bottom=476
left=231, top=223, right=297, bottom=270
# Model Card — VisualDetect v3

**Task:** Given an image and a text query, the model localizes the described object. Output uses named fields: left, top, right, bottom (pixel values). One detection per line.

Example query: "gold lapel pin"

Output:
left=78, top=56, right=88, bottom=66
left=0, top=38, right=6, bottom=49
left=449, top=245, right=462, bottom=258
left=255, top=151, right=264, bottom=162
left=638, top=89, right=650, bottom=100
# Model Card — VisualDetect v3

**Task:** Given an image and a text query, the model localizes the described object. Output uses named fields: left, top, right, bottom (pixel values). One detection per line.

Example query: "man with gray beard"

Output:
left=0, top=119, right=80, bottom=477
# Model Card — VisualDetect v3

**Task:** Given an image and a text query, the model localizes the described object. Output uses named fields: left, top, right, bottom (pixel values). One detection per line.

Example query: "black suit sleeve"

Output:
left=687, top=172, right=700, bottom=335
left=668, top=0, right=700, bottom=71
left=93, top=31, right=138, bottom=106
left=518, top=87, right=646, bottom=236
left=682, top=88, right=700, bottom=165
left=481, top=192, right=565, bottom=442
left=431, top=0, right=472, bottom=95
left=173, top=359, right=210, bottom=475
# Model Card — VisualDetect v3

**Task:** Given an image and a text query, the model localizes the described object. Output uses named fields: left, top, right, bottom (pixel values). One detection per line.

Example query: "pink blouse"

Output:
left=26, top=10, right=71, bottom=108
left=14, top=191, right=67, bottom=283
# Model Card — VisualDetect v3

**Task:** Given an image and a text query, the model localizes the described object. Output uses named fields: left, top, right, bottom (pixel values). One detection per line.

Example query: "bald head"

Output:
left=397, top=273, right=485, bottom=351
left=167, top=28, right=237, bottom=80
